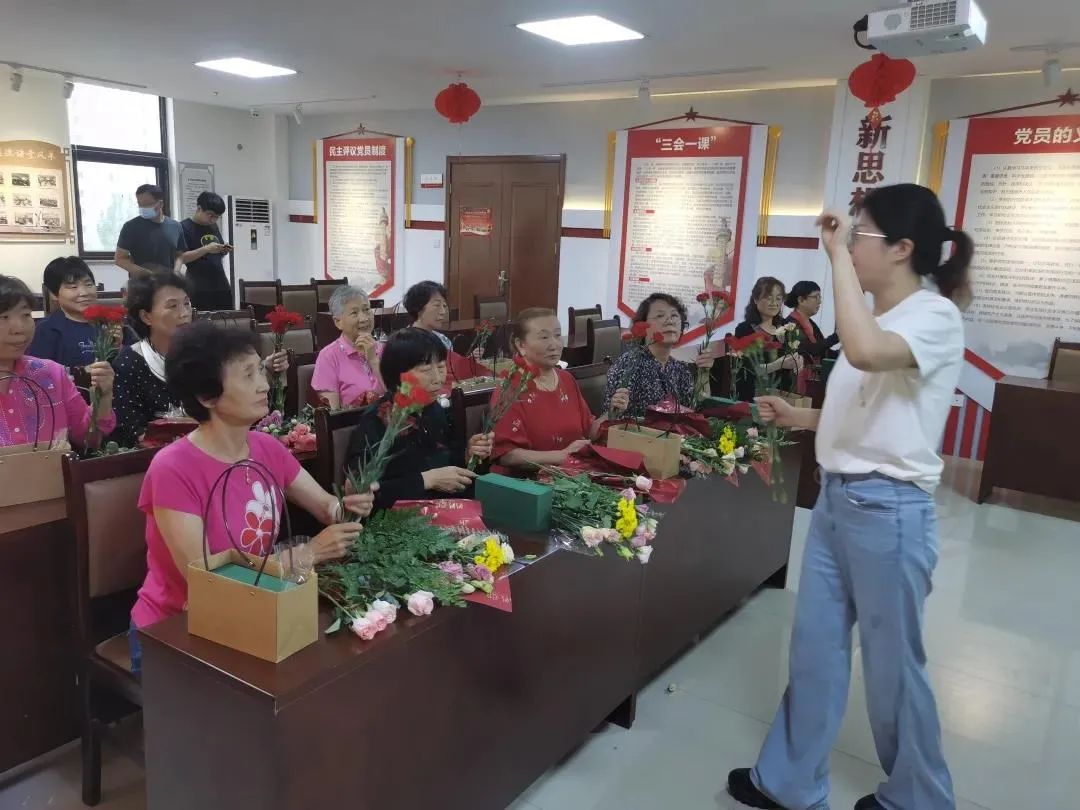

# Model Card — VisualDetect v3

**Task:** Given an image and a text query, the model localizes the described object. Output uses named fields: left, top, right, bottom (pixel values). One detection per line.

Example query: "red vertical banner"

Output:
left=323, top=138, right=396, bottom=297
left=953, top=115, right=1080, bottom=380
left=617, top=126, right=751, bottom=341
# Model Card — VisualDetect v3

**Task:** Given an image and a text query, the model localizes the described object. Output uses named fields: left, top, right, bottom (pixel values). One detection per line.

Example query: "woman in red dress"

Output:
left=492, top=308, right=629, bottom=469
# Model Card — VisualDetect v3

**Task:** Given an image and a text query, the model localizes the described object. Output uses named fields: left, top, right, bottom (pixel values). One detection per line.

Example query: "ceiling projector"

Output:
left=867, top=0, right=987, bottom=58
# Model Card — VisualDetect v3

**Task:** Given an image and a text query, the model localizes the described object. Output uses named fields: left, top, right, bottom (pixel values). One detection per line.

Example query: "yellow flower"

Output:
left=614, top=499, right=638, bottom=539
left=718, top=435, right=736, bottom=456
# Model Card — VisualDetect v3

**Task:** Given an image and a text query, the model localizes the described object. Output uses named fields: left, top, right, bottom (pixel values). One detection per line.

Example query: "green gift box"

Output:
left=476, top=473, right=552, bottom=533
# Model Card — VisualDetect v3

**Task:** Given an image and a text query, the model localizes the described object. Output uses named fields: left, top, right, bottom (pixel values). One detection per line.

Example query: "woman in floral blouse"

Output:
left=602, top=293, right=714, bottom=419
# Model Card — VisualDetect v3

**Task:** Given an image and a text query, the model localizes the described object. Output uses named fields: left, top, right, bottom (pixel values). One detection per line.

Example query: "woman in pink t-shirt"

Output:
left=129, top=322, right=376, bottom=675
left=311, top=285, right=385, bottom=409
left=0, top=275, right=116, bottom=449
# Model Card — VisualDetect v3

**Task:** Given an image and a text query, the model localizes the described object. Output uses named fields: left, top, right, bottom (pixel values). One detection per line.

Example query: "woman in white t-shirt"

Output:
left=728, top=184, right=974, bottom=810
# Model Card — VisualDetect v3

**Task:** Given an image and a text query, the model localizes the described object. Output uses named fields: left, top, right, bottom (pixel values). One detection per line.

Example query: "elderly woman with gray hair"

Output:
left=311, top=285, right=385, bottom=409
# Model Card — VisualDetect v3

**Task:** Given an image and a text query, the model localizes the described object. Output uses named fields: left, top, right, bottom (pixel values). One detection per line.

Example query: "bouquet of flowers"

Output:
left=692, top=290, right=733, bottom=407
left=344, top=372, right=433, bottom=494
left=682, top=422, right=769, bottom=480
left=776, top=321, right=801, bottom=357
left=468, top=355, right=539, bottom=470
left=722, top=333, right=790, bottom=500
left=265, top=305, right=304, bottom=413
left=543, top=467, right=658, bottom=564
left=255, top=406, right=317, bottom=453
left=318, top=509, right=515, bottom=641
left=609, top=321, right=665, bottom=421
left=83, top=303, right=126, bottom=444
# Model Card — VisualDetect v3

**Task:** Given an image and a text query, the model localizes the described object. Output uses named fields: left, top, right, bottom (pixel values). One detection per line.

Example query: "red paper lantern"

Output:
left=435, top=82, right=482, bottom=124
left=848, top=53, right=916, bottom=125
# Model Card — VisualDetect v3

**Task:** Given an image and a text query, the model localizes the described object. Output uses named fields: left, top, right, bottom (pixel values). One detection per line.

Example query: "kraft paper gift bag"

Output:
left=0, top=371, right=70, bottom=508
left=606, top=424, right=683, bottom=480
left=187, top=549, right=318, bottom=663
left=185, top=459, right=318, bottom=664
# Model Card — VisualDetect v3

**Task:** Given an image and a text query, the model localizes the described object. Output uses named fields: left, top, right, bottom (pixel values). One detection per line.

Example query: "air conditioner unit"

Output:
left=228, top=196, right=275, bottom=299
left=868, top=0, right=987, bottom=58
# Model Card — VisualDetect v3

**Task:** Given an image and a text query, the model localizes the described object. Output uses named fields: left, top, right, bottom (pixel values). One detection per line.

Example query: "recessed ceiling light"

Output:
left=516, top=15, right=644, bottom=46
left=195, top=58, right=296, bottom=79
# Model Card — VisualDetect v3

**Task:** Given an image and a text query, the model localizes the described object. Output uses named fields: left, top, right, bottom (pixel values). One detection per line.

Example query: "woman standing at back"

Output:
left=728, top=183, right=973, bottom=810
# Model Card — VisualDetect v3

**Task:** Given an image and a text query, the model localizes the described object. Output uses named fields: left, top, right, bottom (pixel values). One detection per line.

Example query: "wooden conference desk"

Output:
left=0, top=498, right=78, bottom=775
left=139, top=460, right=799, bottom=810
left=978, top=375, right=1080, bottom=504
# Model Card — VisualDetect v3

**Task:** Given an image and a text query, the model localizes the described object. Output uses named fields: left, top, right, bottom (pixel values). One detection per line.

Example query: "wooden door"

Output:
left=446, top=156, right=565, bottom=320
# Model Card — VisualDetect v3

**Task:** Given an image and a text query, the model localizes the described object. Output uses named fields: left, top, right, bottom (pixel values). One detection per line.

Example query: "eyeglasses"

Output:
left=846, top=229, right=888, bottom=249
left=648, top=312, right=683, bottom=325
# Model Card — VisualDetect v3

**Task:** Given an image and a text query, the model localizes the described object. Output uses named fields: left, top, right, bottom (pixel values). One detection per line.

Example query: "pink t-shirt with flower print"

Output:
left=131, top=431, right=302, bottom=628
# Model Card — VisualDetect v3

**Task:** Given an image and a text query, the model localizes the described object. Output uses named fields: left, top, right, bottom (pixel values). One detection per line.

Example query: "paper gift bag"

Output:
left=777, top=391, right=814, bottom=410
left=0, top=440, right=71, bottom=508
left=606, top=424, right=683, bottom=480
left=187, top=549, right=318, bottom=663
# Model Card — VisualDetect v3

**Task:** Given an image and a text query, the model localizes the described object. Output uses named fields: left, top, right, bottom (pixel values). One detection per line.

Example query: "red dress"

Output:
left=492, top=368, right=594, bottom=460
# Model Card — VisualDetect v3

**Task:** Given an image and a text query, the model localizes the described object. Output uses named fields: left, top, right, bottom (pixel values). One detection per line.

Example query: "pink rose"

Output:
left=636, top=545, right=654, bottom=564
left=466, top=563, right=494, bottom=583
left=293, top=423, right=311, bottom=436
left=635, top=475, right=653, bottom=492
left=350, top=615, right=378, bottom=641
left=407, top=590, right=435, bottom=616
left=438, top=561, right=465, bottom=582
left=370, top=599, right=397, bottom=623
left=365, top=609, right=389, bottom=633
left=746, top=427, right=759, bottom=439
left=296, top=434, right=317, bottom=453
left=581, top=527, right=603, bottom=548
left=630, top=532, right=647, bottom=548
left=620, top=488, right=636, bottom=502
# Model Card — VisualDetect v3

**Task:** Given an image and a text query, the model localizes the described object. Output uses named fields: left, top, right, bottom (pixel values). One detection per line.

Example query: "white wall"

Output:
left=0, top=79, right=285, bottom=294
left=288, top=87, right=838, bottom=214
left=0, top=73, right=79, bottom=286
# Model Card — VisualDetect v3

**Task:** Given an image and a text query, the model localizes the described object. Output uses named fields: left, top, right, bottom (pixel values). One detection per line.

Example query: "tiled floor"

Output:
left=3, top=459, right=1078, bottom=810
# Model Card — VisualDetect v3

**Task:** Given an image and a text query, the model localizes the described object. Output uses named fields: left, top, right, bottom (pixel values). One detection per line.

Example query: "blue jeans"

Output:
left=128, top=621, right=142, bottom=678
left=752, top=472, right=955, bottom=810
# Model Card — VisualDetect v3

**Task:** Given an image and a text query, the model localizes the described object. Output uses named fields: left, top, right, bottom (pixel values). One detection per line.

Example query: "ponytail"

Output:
left=933, top=227, right=974, bottom=303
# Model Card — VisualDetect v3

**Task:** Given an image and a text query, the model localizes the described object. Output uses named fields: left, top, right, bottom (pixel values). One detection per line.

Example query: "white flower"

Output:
left=734, top=446, right=746, bottom=459
left=635, top=475, right=653, bottom=492
left=636, top=545, right=653, bottom=564
left=244, top=480, right=275, bottom=522
left=437, top=395, right=451, bottom=409
left=705, top=448, right=718, bottom=458
left=500, top=542, right=516, bottom=566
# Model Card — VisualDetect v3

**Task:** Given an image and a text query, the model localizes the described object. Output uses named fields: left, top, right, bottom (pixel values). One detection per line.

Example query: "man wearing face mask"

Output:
left=114, top=184, right=188, bottom=280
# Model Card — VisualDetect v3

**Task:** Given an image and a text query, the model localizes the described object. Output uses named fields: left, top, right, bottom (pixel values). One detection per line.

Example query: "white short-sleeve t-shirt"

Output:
left=815, top=289, right=964, bottom=492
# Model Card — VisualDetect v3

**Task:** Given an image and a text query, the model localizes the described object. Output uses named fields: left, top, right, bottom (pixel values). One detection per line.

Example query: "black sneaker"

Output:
left=854, top=795, right=885, bottom=809
left=727, top=768, right=783, bottom=809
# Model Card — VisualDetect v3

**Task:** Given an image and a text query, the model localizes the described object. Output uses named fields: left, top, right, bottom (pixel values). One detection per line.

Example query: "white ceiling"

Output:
left=1, top=0, right=1078, bottom=113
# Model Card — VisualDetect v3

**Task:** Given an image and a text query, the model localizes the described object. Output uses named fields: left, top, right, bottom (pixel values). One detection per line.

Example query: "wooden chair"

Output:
left=313, top=406, right=368, bottom=492
left=256, top=325, right=315, bottom=359
left=285, top=350, right=319, bottom=417
left=63, top=448, right=159, bottom=806
left=198, top=307, right=255, bottom=333
left=450, top=385, right=494, bottom=448
left=239, top=279, right=281, bottom=320
left=586, top=318, right=624, bottom=366
left=568, top=362, right=610, bottom=416
left=281, top=284, right=319, bottom=321
left=315, top=311, right=341, bottom=350
left=369, top=299, right=385, bottom=310
left=311, top=277, right=346, bottom=311
left=474, top=295, right=508, bottom=323
left=567, top=305, right=602, bottom=341
left=1048, top=338, right=1080, bottom=385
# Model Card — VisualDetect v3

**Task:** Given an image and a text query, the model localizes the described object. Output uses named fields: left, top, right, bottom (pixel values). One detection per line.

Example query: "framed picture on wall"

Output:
left=0, top=139, right=72, bottom=240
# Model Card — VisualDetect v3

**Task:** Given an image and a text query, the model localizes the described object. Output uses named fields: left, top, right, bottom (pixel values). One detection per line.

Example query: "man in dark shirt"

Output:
left=179, top=191, right=234, bottom=311
left=114, top=184, right=187, bottom=279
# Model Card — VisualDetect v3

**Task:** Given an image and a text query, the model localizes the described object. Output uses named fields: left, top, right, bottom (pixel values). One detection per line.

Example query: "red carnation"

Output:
left=696, top=292, right=710, bottom=303
left=266, top=305, right=304, bottom=335
left=763, top=339, right=783, bottom=352
left=84, top=304, right=126, bottom=324
left=512, top=354, right=530, bottom=369
left=725, top=333, right=766, bottom=353
left=393, top=392, right=411, bottom=409
left=651, top=331, right=665, bottom=344
left=711, top=291, right=732, bottom=306
left=630, top=321, right=650, bottom=339
left=410, top=385, right=434, bottom=407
